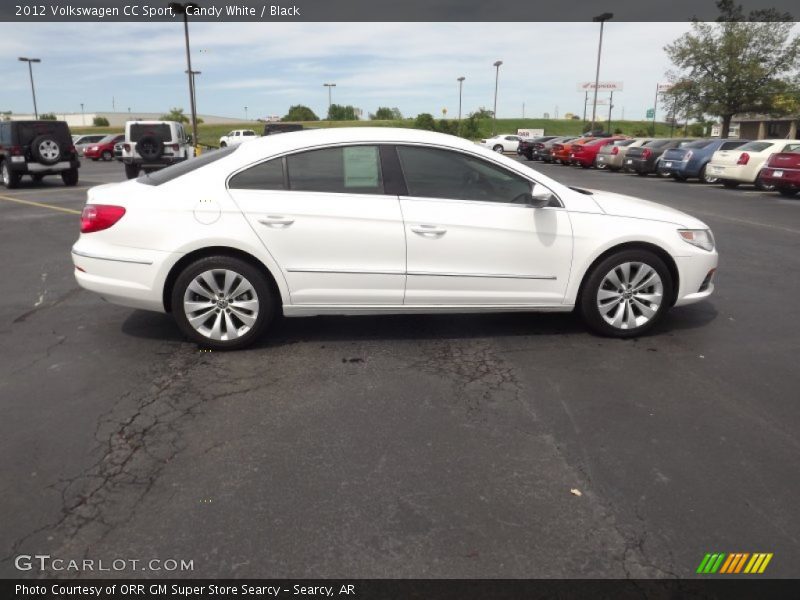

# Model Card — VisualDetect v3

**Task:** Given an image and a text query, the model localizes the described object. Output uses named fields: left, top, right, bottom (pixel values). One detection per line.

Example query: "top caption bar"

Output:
left=1, top=0, right=797, bottom=22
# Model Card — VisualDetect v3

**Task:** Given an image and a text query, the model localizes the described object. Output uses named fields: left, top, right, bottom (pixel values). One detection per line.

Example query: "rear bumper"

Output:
left=122, top=156, right=187, bottom=168
left=625, top=157, right=654, bottom=173
left=705, top=163, right=754, bottom=183
left=760, top=167, right=800, bottom=188
left=7, top=158, right=79, bottom=174
left=659, top=159, right=702, bottom=177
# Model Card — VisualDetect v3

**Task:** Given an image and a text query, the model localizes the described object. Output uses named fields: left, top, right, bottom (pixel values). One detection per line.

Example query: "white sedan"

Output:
left=707, top=139, right=800, bottom=189
left=72, top=128, right=718, bottom=350
left=478, top=134, right=521, bottom=153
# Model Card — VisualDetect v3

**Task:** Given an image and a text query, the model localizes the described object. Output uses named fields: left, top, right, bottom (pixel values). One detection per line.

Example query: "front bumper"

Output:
left=673, top=252, right=719, bottom=307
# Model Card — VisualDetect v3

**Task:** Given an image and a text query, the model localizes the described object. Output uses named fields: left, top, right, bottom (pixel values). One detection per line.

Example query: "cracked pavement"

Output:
left=1, top=160, right=798, bottom=579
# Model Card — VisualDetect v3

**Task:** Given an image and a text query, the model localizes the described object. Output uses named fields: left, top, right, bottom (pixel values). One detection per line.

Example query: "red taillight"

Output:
left=737, top=152, right=750, bottom=165
left=9, top=145, right=23, bottom=156
left=123, top=143, right=131, bottom=152
left=611, top=146, right=619, bottom=155
left=642, top=148, right=652, bottom=160
left=80, top=204, right=126, bottom=233
left=171, top=143, right=179, bottom=151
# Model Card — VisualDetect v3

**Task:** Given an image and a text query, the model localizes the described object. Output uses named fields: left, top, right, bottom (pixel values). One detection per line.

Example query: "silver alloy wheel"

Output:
left=596, top=261, right=664, bottom=330
left=39, top=140, right=60, bottom=161
left=183, top=269, right=260, bottom=341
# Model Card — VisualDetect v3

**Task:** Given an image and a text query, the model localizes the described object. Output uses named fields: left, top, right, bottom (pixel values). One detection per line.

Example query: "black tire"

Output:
left=171, top=256, right=276, bottom=350
left=219, top=141, right=227, bottom=148
left=1, top=160, right=21, bottom=189
left=673, top=174, right=688, bottom=182
left=524, top=152, right=533, bottom=161
left=777, top=187, right=798, bottom=197
left=721, top=180, right=739, bottom=189
left=135, top=135, right=164, bottom=161
left=124, top=163, right=140, bottom=179
left=579, top=249, right=673, bottom=339
left=636, top=171, right=649, bottom=176
left=596, top=162, right=608, bottom=170
left=30, top=135, right=62, bottom=165
left=492, top=145, right=504, bottom=153
left=61, top=168, right=79, bottom=186
left=102, top=150, right=113, bottom=161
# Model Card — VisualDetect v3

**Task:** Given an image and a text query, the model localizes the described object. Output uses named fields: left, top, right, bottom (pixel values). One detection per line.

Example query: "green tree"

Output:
left=327, top=104, right=357, bottom=120
left=436, top=119, right=459, bottom=135
left=283, top=105, right=319, bottom=121
left=92, top=116, right=109, bottom=127
left=390, top=107, right=403, bottom=120
left=469, top=107, right=494, bottom=119
left=664, top=0, right=800, bottom=138
left=414, top=113, right=436, bottom=131
left=371, top=107, right=395, bottom=120
left=39, top=113, right=57, bottom=120
left=159, top=107, right=189, bottom=123
left=459, top=115, right=481, bottom=139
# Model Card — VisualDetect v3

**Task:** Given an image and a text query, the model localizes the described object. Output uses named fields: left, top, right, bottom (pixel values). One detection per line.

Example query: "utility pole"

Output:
left=323, top=83, right=336, bottom=117
left=169, top=2, right=199, bottom=152
left=590, top=13, right=613, bottom=134
left=492, top=60, right=502, bottom=135
left=18, top=57, right=41, bottom=119
left=457, top=76, right=465, bottom=136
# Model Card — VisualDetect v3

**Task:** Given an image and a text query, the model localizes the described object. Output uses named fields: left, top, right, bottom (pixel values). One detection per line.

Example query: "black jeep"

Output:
left=0, top=120, right=80, bottom=188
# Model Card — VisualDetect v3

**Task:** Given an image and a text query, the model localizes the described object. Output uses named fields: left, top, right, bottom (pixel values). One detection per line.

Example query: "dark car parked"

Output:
left=517, top=136, right=559, bottom=160
left=0, top=120, right=80, bottom=188
left=659, top=138, right=750, bottom=183
left=624, top=138, right=694, bottom=176
left=263, top=123, right=303, bottom=136
left=539, top=136, right=579, bottom=163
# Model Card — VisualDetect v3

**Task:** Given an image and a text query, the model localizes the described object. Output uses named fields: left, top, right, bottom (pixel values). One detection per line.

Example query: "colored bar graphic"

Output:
left=710, top=553, right=725, bottom=573
left=700, top=552, right=773, bottom=574
left=734, top=553, right=749, bottom=573
left=758, top=553, right=773, bottom=573
left=719, top=554, right=735, bottom=574
left=697, top=554, right=713, bottom=574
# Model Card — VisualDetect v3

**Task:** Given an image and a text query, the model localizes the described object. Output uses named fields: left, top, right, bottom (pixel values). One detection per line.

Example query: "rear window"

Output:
left=684, top=140, right=714, bottom=149
left=720, top=141, right=746, bottom=150
left=138, top=146, right=236, bottom=186
left=14, top=121, right=71, bottom=145
left=645, top=140, right=670, bottom=148
left=737, top=141, right=773, bottom=153
left=781, top=143, right=800, bottom=152
left=129, top=124, right=171, bottom=142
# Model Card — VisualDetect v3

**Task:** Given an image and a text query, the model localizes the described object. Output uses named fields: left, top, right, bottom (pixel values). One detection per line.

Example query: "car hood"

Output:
left=587, top=189, right=707, bottom=228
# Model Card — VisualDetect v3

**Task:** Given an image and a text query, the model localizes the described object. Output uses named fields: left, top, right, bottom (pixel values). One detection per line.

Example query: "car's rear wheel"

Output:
left=61, top=169, right=79, bottom=186
left=1, top=160, right=20, bottom=189
left=220, top=141, right=227, bottom=148
left=493, top=145, right=504, bottom=153
left=102, top=150, right=112, bottom=161
left=596, top=161, right=607, bottom=170
left=124, top=164, right=140, bottom=179
left=172, top=256, right=275, bottom=350
left=699, top=164, right=718, bottom=184
left=721, top=180, right=739, bottom=189
left=580, top=249, right=673, bottom=338
left=754, top=173, right=775, bottom=192
left=777, top=187, right=798, bottom=197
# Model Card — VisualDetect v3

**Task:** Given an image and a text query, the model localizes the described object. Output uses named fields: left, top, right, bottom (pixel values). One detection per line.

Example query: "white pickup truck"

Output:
left=219, top=129, right=259, bottom=147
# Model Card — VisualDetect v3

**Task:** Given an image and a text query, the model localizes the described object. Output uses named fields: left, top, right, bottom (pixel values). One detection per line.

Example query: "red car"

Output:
left=760, top=151, right=800, bottom=197
left=569, top=137, right=628, bottom=168
left=83, top=134, right=125, bottom=161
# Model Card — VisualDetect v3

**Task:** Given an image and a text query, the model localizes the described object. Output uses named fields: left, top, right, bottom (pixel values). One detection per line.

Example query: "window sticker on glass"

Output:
left=343, top=146, right=379, bottom=188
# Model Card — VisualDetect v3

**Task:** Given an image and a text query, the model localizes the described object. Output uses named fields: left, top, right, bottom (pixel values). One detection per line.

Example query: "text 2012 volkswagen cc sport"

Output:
left=71, top=128, right=718, bottom=350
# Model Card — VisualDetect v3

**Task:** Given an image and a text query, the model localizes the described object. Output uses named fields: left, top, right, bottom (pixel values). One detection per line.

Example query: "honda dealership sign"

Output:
left=577, top=81, right=624, bottom=92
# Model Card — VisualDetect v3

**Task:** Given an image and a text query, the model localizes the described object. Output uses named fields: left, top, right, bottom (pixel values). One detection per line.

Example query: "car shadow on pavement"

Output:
left=120, top=303, right=718, bottom=348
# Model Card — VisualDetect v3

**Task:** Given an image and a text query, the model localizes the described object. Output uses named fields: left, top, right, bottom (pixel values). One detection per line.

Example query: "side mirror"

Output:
left=529, top=182, right=554, bottom=208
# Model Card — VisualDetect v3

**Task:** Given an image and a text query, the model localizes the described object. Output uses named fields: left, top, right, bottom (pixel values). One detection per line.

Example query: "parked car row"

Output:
left=520, top=132, right=800, bottom=197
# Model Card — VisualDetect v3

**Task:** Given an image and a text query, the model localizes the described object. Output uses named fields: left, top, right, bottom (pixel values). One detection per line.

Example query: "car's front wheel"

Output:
left=777, top=187, right=798, bottom=197
left=172, top=256, right=275, bottom=350
left=580, top=249, right=673, bottom=338
left=493, top=145, right=504, bottom=153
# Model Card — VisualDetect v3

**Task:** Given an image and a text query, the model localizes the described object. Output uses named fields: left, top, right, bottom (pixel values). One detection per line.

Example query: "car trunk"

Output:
left=767, top=152, right=800, bottom=170
left=662, top=147, right=689, bottom=161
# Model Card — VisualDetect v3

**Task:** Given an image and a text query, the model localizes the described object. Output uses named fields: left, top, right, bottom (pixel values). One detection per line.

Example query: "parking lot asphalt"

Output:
left=1, top=156, right=798, bottom=578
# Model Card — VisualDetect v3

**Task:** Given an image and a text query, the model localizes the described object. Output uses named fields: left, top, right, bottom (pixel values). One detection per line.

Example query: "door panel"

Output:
left=401, top=197, right=573, bottom=305
left=231, top=190, right=406, bottom=304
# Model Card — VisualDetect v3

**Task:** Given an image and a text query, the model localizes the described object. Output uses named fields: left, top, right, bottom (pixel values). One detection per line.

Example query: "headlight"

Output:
left=678, top=229, right=715, bottom=251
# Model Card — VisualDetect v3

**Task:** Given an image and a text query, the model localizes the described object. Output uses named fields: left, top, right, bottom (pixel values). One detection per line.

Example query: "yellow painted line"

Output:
left=758, top=553, right=773, bottom=573
left=0, top=193, right=81, bottom=215
left=7, top=186, right=89, bottom=195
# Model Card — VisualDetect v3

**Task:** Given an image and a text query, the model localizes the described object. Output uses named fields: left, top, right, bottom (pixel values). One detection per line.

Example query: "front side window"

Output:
left=397, top=145, right=532, bottom=204
left=286, top=146, right=384, bottom=194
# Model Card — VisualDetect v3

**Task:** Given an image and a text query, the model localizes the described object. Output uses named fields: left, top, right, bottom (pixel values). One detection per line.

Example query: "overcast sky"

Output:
left=1, top=22, right=705, bottom=121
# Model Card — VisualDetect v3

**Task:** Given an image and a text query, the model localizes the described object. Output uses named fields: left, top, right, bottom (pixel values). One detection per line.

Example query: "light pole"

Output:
left=80, top=103, right=85, bottom=126
left=590, top=12, right=613, bottom=134
left=323, top=83, right=336, bottom=118
left=244, top=106, right=248, bottom=121
left=185, top=69, right=200, bottom=130
left=18, top=57, right=41, bottom=119
left=457, top=76, right=465, bottom=135
left=169, top=2, right=199, bottom=150
left=492, top=60, right=502, bottom=135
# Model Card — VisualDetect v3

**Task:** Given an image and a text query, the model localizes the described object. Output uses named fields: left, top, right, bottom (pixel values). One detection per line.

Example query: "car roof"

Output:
left=233, top=127, right=491, bottom=161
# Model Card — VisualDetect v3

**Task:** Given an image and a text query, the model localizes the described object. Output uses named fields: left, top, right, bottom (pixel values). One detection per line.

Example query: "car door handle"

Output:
left=258, top=216, right=295, bottom=227
left=410, top=224, right=447, bottom=236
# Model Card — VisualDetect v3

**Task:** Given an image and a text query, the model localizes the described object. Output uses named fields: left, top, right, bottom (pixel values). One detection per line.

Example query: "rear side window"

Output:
left=286, top=146, right=384, bottom=194
left=229, top=158, right=285, bottom=190
left=139, top=146, right=237, bottom=186
left=129, top=124, right=171, bottom=142
left=243, top=131, right=256, bottom=137
left=397, top=145, right=531, bottom=204
left=720, top=141, right=745, bottom=150
left=738, top=141, right=772, bottom=152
